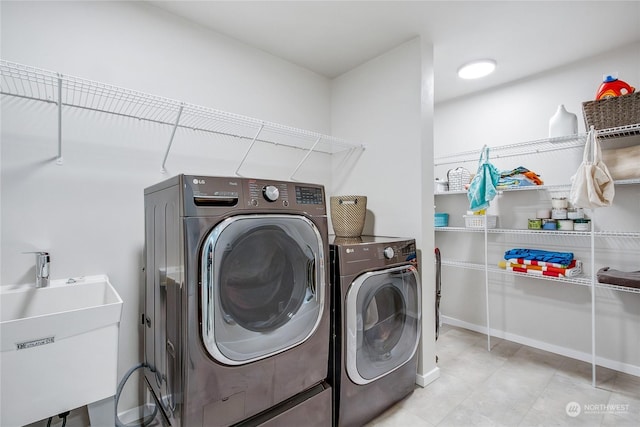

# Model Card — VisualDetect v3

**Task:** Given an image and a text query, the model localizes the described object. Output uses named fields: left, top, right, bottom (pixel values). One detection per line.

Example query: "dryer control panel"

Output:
left=375, top=241, right=416, bottom=266
left=331, top=236, right=417, bottom=276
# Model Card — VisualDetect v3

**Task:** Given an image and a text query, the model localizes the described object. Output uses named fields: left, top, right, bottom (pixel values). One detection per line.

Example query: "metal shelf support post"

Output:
left=484, top=218, right=491, bottom=351
left=56, top=74, right=63, bottom=165
left=591, top=212, right=596, bottom=387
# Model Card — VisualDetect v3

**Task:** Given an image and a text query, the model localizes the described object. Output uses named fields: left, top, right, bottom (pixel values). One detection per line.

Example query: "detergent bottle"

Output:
left=596, top=74, right=635, bottom=100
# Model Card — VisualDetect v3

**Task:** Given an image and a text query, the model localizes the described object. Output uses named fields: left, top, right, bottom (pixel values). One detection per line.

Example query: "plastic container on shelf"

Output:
left=551, top=197, right=569, bottom=209
left=574, top=218, right=591, bottom=231
left=549, top=104, right=578, bottom=138
left=596, top=74, right=635, bottom=100
left=551, top=208, right=568, bottom=219
left=557, top=219, right=574, bottom=231
left=434, top=179, right=449, bottom=193
left=528, top=218, right=542, bottom=230
left=567, top=208, right=585, bottom=219
left=448, top=167, right=471, bottom=191
left=536, top=209, right=551, bottom=219
left=434, top=213, right=449, bottom=227
left=464, top=214, right=497, bottom=229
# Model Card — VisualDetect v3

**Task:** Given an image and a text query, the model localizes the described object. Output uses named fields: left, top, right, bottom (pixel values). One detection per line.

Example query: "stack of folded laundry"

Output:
left=498, top=248, right=582, bottom=278
left=497, top=167, right=544, bottom=189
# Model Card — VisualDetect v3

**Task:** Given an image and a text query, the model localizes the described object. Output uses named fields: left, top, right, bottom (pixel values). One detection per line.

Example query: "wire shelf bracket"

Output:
left=161, top=103, right=185, bottom=173
left=290, top=136, right=322, bottom=181
left=235, top=123, right=265, bottom=177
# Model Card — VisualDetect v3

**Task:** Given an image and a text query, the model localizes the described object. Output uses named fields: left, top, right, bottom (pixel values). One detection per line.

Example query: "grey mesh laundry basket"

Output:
left=330, top=195, right=367, bottom=237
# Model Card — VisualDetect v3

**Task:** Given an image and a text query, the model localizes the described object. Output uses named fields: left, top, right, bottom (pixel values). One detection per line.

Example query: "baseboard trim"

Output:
left=415, top=366, right=440, bottom=388
left=442, top=316, right=640, bottom=377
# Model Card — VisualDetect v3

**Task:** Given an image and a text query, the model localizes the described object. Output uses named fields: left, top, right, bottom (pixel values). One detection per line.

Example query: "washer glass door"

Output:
left=346, top=265, right=421, bottom=384
left=201, top=214, right=325, bottom=365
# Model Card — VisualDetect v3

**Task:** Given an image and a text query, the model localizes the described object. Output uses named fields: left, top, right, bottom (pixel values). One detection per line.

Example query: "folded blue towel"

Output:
left=504, top=249, right=574, bottom=265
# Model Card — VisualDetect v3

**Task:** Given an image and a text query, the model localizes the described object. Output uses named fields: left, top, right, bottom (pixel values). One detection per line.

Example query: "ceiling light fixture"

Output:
left=457, top=59, right=497, bottom=79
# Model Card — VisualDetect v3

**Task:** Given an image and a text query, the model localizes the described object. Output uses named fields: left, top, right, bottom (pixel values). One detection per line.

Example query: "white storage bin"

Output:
left=463, top=214, right=498, bottom=229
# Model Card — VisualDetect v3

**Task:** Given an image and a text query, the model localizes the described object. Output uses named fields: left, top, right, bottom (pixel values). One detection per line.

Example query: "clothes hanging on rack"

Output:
left=569, top=127, right=615, bottom=208
left=467, top=145, right=500, bottom=212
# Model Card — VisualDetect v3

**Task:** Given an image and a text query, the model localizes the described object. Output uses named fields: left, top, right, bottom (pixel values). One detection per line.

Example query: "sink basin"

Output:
left=1, top=275, right=123, bottom=427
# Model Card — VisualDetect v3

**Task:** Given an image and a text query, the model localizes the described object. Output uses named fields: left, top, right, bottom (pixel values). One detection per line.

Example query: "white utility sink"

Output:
left=1, top=275, right=123, bottom=427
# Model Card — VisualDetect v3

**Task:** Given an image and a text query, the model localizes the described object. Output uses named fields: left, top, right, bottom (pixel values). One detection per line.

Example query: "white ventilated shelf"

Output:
left=0, top=60, right=364, bottom=175
left=434, top=134, right=586, bottom=167
left=434, top=178, right=640, bottom=195
left=435, top=227, right=640, bottom=238
left=434, top=124, right=640, bottom=167
left=440, top=259, right=640, bottom=294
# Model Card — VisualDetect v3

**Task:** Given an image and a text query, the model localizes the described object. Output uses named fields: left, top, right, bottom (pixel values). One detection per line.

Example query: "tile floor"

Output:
left=367, top=324, right=640, bottom=427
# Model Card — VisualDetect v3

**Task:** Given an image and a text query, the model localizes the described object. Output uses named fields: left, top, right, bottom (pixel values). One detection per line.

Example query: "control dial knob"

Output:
left=262, top=185, right=280, bottom=202
left=383, top=247, right=395, bottom=259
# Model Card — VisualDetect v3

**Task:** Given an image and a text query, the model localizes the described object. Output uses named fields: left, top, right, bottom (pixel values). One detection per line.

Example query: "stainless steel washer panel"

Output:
left=143, top=175, right=330, bottom=427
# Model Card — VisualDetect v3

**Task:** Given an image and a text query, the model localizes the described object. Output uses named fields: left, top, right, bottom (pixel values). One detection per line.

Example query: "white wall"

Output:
left=2, top=2, right=440, bottom=423
left=1, top=1, right=335, bottom=421
left=330, top=37, right=438, bottom=385
left=434, top=42, right=640, bottom=374
left=435, top=41, right=640, bottom=156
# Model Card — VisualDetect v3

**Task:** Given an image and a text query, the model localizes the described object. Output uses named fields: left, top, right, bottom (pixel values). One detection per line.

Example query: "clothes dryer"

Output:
left=143, top=175, right=331, bottom=426
left=329, top=236, right=421, bottom=427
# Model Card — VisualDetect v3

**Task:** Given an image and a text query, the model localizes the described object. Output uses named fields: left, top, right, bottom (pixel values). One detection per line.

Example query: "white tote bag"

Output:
left=569, top=127, right=615, bottom=208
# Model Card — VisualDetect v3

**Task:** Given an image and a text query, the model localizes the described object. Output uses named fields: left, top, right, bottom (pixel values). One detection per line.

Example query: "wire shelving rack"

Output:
left=0, top=60, right=364, bottom=176
left=434, top=124, right=640, bottom=168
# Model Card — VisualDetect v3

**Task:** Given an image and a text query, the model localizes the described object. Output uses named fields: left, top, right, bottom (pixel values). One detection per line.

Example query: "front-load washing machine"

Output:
left=329, top=236, right=421, bottom=427
left=143, top=175, right=331, bottom=426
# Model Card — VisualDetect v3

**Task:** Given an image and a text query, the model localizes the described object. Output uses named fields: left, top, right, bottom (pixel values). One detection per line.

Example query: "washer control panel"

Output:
left=180, top=175, right=325, bottom=215
left=248, top=181, right=289, bottom=207
left=383, top=247, right=395, bottom=259
left=295, top=186, right=324, bottom=205
left=262, top=185, right=280, bottom=202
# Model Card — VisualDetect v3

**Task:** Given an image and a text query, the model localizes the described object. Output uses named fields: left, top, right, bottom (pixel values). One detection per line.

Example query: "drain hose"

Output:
left=115, top=363, right=158, bottom=427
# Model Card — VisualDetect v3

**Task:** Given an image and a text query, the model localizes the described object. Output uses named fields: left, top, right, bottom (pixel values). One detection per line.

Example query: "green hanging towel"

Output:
left=467, top=145, right=500, bottom=212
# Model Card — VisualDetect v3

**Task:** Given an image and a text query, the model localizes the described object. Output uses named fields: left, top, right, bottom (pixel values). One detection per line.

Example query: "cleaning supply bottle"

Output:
left=549, top=104, right=578, bottom=137
left=596, top=75, right=635, bottom=100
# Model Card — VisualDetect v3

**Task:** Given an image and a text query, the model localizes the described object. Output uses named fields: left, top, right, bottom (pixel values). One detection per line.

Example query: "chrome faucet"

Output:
left=33, top=252, right=50, bottom=288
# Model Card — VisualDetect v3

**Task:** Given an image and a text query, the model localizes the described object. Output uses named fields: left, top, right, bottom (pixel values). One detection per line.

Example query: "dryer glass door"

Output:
left=201, top=214, right=325, bottom=365
left=346, top=265, right=421, bottom=385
